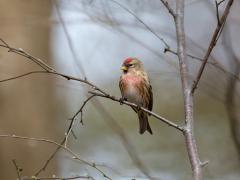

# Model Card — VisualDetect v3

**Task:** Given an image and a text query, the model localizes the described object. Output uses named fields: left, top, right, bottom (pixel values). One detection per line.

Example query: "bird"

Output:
left=119, top=57, right=153, bottom=134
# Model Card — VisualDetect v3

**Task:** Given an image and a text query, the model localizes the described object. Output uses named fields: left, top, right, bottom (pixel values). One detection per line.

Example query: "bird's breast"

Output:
left=121, top=75, right=143, bottom=105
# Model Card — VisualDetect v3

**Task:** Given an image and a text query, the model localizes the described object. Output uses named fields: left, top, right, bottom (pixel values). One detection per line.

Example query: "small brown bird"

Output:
left=119, top=57, right=153, bottom=134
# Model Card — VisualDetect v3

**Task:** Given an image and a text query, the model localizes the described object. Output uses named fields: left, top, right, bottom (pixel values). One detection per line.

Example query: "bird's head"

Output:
left=121, top=57, right=143, bottom=73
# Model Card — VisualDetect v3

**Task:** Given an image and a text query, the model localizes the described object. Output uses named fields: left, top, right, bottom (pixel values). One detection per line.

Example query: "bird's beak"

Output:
left=121, top=66, right=128, bottom=71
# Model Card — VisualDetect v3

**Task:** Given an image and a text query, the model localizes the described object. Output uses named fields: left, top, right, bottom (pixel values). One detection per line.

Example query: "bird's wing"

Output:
left=148, top=84, right=153, bottom=111
left=119, top=76, right=124, bottom=97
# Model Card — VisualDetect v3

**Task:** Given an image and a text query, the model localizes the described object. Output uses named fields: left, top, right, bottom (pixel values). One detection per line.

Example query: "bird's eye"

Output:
left=129, top=64, right=134, bottom=67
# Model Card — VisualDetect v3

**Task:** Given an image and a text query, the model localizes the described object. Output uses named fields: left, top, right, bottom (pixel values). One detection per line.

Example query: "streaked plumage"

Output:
left=119, top=57, right=153, bottom=134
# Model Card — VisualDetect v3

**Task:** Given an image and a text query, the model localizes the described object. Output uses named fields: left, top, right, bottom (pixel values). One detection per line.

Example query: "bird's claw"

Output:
left=136, top=105, right=141, bottom=111
left=119, top=97, right=127, bottom=105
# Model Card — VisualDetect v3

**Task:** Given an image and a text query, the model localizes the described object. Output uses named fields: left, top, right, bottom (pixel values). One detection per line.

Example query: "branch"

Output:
left=109, top=0, right=170, bottom=49
left=215, top=0, right=227, bottom=25
left=0, top=69, right=183, bottom=132
left=89, top=91, right=184, bottom=131
left=164, top=47, right=205, bottom=62
left=0, top=49, right=107, bottom=176
left=0, top=39, right=55, bottom=72
left=174, top=0, right=203, bottom=179
left=159, top=0, right=176, bottom=18
left=0, top=134, right=111, bottom=180
left=0, top=39, right=184, bottom=178
left=12, top=159, right=22, bottom=180
left=65, top=95, right=96, bottom=147
left=53, top=0, right=86, bottom=77
left=191, top=0, right=234, bottom=93
left=0, top=40, right=184, bottom=132
left=22, top=175, right=94, bottom=180
left=53, top=1, right=154, bottom=178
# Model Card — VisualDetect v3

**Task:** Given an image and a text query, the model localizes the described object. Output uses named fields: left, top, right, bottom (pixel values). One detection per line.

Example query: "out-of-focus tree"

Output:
left=0, top=0, right=63, bottom=179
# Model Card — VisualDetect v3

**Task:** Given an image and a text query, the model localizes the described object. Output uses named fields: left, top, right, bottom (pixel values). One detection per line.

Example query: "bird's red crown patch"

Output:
left=124, top=57, right=134, bottom=65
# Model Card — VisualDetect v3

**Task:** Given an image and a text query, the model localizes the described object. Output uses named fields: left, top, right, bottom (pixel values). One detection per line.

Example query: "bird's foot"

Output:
left=136, top=105, right=142, bottom=111
left=119, top=97, right=127, bottom=105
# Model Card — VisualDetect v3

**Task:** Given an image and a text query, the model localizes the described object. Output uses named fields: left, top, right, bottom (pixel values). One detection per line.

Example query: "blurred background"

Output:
left=0, top=0, right=240, bottom=179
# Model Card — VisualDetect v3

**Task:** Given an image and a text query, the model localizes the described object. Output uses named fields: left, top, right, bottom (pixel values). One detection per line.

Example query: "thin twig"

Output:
left=53, top=0, right=86, bottom=77
left=109, top=0, right=170, bottom=49
left=0, top=39, right=55, bottom=72
left=191, top=0, right=234, bottom=93
left=164, top=47, right=204, bottom=62
left=164, top=37, right=240, bottom=82
left=12, top=159, right=22, bottom=180
left=22, top=175, right=94, bottom=180
left=65, top=95, right=96, bottom=147
left=159, top=0, right=176, bottom=18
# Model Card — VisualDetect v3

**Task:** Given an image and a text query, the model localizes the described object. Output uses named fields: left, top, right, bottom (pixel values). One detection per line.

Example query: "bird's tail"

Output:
left=138, top=111, right=153, bottom=135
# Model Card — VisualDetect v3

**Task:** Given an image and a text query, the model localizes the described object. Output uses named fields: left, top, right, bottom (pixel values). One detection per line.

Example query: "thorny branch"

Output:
left=191, top=0, right=234, bottom=93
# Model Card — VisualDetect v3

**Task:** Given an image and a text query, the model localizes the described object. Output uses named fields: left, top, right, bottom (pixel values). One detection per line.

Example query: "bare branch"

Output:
left=12, top=159, right=22, bottom=180
left=159, top=0, right=176, bottom=18
left=52, top=2, right=154, bottom=178
left=65, top=95, right=96, bottom=147
left=191, top=0, right=234, bottom=93
left=53, top=0, right=86, bottom=77
left=0, top=134, right=112, bottom=180
left=0, top=69, right=183, bottom=131
left=109, top=0, right=170, bottom=49
left=89, top=91, right=184, bottom=131
left=22, top=175, right=94, bottom=180
left=0, top=38, right=55, bottom=72
left=0, top=40, right=183, bottom=131
left=174, top=0, right=203, bottom=179
left=164, top=47, right=204, bottom=62
left=0, top=39, right=184, bottom=179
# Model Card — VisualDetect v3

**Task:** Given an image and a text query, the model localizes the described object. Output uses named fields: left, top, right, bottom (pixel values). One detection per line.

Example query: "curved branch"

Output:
left=0, top=134, right=112, bottom=180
